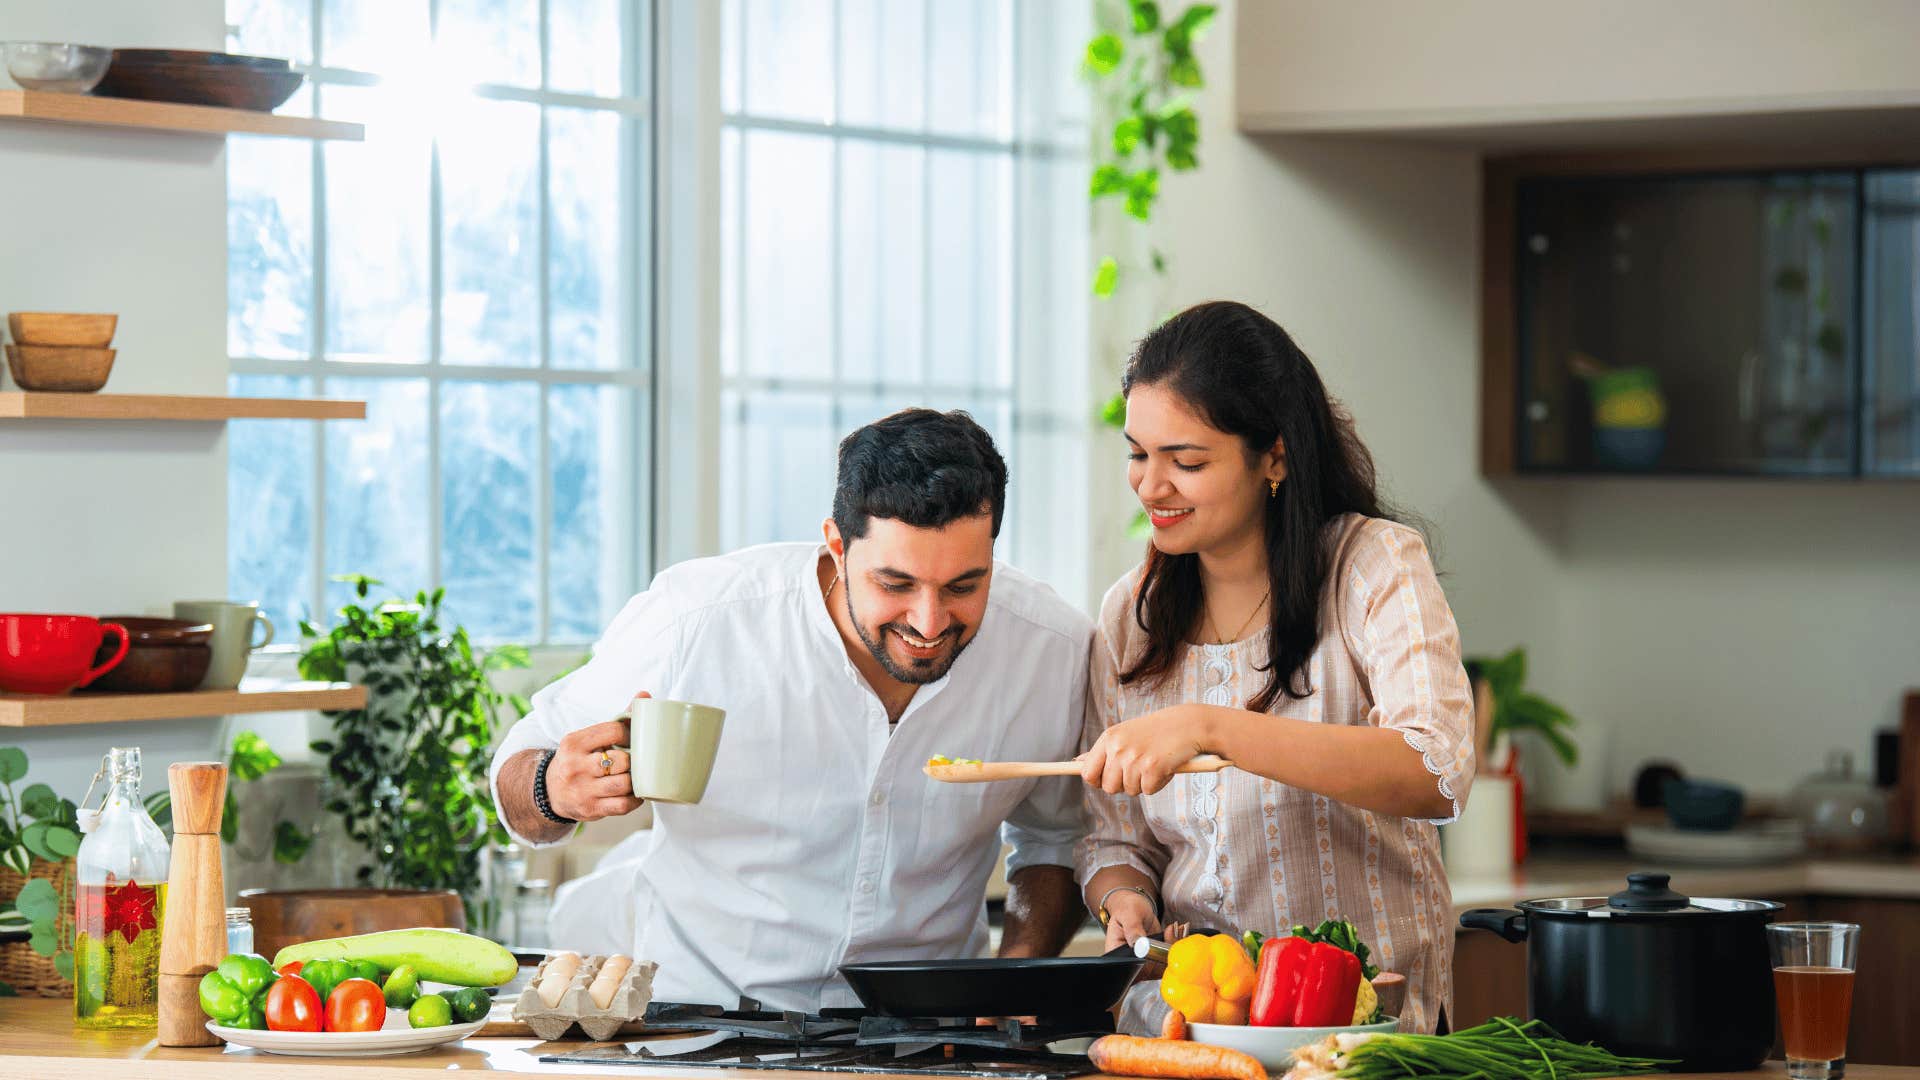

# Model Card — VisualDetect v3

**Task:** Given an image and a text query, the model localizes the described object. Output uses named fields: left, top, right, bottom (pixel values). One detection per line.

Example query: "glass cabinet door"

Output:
left=1863, top=170, right=1920, bottom=477
left=1516, top=171, right=1858, bottom=474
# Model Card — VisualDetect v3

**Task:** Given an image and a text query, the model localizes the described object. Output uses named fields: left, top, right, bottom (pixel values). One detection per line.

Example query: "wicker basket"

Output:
left=0, top=860, right=73, bottom=997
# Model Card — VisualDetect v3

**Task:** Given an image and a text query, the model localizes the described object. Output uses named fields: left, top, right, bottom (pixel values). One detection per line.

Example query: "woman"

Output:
left=1076, top=300, right=1474, bottom=1034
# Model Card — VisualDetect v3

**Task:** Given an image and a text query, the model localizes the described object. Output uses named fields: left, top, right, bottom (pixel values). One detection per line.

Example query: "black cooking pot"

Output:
left=1460, top=872, right=1782, bottom=1072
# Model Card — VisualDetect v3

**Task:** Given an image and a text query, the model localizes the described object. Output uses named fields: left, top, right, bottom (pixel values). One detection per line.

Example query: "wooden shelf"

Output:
left=0, top=679, right=367, bottom=727
left=0, top=90, right=363, bottom=140
left=0, top=392, right=365, bottom=421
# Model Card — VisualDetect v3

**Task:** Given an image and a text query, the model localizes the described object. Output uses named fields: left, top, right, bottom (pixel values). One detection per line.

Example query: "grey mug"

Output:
left=173, top=600, right=274, bottom=690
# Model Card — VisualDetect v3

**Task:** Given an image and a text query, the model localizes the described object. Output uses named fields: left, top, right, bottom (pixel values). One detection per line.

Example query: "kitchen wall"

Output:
left=1096, top=0, right=1920, bottom=800
left=0, top=1, right=235, bottom=801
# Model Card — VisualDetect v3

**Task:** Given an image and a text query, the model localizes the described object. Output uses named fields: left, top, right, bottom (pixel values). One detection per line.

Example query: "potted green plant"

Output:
left=268, top=576, right=527, bottom=951
left=1465, top=646, right=1577, bottom=769
left=0, top=747, right=81, bottom=995
left=1445, top=647, right=1577, bottom=874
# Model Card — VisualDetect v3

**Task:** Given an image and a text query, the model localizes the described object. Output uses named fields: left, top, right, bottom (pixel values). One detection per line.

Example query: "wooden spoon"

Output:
left=923, top=754, right=1232, bottom=783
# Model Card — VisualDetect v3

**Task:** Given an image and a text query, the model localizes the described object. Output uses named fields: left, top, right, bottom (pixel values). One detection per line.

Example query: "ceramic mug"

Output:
left=172, top=600, right=274, bottom=690
left=621, top=698, right=726, bottom=804
left=0, top=614, right=130, bottom=695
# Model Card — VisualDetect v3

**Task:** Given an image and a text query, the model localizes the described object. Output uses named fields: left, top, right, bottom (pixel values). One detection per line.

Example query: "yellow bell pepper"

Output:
left=1159, top=933, right=1257, bottom=1025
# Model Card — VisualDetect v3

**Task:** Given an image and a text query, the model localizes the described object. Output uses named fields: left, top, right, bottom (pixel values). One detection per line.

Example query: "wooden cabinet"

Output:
left=1806, top=896, right=1920, bottom=1067
left=1236, top=1, right=1920, bottom=141
left=1449, top=924, right=1526, bottom=1030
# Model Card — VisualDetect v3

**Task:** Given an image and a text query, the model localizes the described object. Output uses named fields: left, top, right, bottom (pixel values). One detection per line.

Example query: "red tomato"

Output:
left=263, top=974, right=322, bottom=1032
left=275, top=960, right=304, bottom=977
left=324, top=977, right=387, bottom=1033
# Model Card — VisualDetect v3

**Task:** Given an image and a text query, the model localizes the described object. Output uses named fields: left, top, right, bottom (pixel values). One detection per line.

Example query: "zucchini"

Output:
left=272, top=928, right=516, bottom=987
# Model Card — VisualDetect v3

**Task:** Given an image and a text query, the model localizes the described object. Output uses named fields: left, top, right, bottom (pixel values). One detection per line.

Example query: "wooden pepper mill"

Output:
left=158, top=762, right=229, bottom=1047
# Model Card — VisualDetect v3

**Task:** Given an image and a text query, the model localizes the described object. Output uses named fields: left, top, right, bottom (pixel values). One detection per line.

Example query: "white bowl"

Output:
left=3, top=43, right=112, bottom=92
left=1188, top=1017, right=1401, bottom=1069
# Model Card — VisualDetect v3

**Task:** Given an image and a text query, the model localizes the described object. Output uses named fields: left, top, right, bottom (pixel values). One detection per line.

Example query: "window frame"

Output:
left=226, top=0, right=661, bottom=647
left=707, top=0, right=1091, bottom=600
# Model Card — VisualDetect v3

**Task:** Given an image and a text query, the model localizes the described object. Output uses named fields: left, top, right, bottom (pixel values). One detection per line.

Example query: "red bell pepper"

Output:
left=1291, top=940, right=1363, bottom=1027
left=1248, top=936, right=1311, bottom=1027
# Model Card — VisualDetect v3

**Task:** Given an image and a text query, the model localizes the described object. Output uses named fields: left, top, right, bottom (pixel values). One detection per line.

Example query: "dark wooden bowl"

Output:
left=92, top=56, right=304, bottom=112
left=84, top=617, right=213, bottom=693
left=108, top=48, right=291, bottom=70
left=239, top=888, right=467, bottom=962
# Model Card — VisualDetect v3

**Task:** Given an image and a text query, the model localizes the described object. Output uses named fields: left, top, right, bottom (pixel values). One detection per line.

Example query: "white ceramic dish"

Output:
left=207, top=1014, right=486, bottom=1057
left=1188, top=1017, right=1400, bottom=1069
left=1625, top=820, right=1805, bottom=866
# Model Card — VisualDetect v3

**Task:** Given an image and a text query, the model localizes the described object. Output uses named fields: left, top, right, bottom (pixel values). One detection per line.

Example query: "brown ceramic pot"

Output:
left=85, top=617, right=214, bottom=693
left=239, top=888, right=466, bottom=961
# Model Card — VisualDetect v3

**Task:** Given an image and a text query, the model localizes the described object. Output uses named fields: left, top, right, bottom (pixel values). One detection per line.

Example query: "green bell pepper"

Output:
left=300, top=957, right=354, bottom=1003
left=197, top=953, right=278, bottom=1025
left=348, top=959, right=383, bottom=985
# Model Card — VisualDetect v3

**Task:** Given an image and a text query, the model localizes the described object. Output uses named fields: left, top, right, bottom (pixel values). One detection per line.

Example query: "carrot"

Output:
left=1088, top=1034, right=1267, bottom=1080
left=1161, top=1009, right=1189, bottom=1041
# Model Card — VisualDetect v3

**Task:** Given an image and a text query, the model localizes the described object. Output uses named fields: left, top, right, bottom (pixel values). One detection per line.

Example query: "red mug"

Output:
left=0, top=615, right=131, bottom=695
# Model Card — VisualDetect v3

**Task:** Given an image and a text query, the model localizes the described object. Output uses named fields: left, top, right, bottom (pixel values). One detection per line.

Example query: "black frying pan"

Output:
left=838, top=954, right=1144, bottom=1017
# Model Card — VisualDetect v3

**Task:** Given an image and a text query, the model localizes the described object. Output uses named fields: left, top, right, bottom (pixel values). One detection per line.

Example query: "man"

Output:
left=490, top=408, right=1092, bottom=1010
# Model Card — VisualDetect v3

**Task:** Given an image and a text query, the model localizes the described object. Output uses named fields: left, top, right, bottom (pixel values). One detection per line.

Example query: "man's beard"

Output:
left=847, top=587, right=971, bottom=684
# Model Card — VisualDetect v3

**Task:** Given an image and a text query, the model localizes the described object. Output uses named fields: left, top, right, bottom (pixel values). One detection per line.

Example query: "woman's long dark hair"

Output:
left=1118, top=300, right=1403, bottom=713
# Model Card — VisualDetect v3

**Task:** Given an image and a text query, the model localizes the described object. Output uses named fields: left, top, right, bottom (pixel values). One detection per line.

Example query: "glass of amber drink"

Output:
left=1767, top=922, right=1860, bottom=1080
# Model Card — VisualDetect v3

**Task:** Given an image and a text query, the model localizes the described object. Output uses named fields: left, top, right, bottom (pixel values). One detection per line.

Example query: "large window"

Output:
left=225, top=0, right=650, bottom=644
left=716, top=0, right=1091, bottom=600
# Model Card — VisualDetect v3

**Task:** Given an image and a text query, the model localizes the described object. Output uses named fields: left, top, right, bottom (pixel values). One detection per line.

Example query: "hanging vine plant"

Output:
left=1085, top=0, right=1216, bottom=536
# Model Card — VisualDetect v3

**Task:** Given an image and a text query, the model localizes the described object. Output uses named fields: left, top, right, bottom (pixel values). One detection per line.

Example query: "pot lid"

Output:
left=1519, top=872, right=1783, bottom=916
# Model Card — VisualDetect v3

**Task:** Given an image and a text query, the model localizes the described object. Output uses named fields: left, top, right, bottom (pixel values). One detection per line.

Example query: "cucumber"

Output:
left=271, top=928, right=516, bottom=987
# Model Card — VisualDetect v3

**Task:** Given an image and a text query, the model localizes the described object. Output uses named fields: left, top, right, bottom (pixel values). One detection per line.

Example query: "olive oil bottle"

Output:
left=73, top=748, right=170, bottom=1028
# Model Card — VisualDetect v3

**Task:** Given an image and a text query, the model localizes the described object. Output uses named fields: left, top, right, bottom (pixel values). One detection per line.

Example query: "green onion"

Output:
left=1295, top=1017, right=1674, bottom=1080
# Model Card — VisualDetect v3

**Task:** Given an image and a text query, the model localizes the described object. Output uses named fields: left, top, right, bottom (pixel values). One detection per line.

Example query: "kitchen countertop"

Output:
left=0, top=1000, right=1915, bottom=1080
left=1448, top=853, right=1920, bottom=919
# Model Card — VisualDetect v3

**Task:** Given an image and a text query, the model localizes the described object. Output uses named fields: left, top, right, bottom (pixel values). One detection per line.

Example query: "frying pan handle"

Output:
left=1459, top=907, right=1529, bottom=943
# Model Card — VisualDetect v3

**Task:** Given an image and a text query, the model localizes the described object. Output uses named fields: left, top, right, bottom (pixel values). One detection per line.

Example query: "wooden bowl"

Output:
left=7, top=312, right=117, bottom=347
left=239, top=888, right=467, bottom=962
left=92, top=56, right=304, bottom=112
left=107, top=49, right=291, bottom=71
left=4, top=344, right=115, bottom=392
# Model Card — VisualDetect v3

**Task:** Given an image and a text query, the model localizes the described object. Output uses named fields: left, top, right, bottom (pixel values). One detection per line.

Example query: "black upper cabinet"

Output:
left=1864, top=171, right=1920, bottom=477
left=1517, top=170, right=1865, bottom=475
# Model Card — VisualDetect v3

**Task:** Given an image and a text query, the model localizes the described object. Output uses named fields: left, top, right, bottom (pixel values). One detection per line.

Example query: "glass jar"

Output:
left=1789, top=750, right=1890, bottom=852
left=514, top=879, right=552, bottom=949
left=485, top=842, right=527, bottom=941
left=226, top=907, right=254, bottom=955
left=73, top=747, right=171, bottom=1029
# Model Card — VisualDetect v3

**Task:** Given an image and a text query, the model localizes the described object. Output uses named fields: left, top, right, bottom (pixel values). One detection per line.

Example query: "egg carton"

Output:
left=511, top=952, right=659, bottom=1041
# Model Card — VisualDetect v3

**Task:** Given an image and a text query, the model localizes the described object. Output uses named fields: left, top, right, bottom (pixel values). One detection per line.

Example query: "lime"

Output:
left=407, top=992, right=453, bottom=1029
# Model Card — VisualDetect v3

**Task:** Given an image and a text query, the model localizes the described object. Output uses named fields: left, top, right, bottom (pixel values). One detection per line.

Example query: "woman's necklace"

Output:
left=1206, top=588, right=1271, bottom=645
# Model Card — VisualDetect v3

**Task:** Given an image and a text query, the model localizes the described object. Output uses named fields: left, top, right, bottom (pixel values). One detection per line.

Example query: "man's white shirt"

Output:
left=488, top=542, right=1091, bottom=1010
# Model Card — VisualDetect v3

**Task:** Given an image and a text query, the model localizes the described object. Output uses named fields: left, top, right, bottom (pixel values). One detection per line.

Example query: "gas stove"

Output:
left=539, top=1000, right=1107, bottom=1079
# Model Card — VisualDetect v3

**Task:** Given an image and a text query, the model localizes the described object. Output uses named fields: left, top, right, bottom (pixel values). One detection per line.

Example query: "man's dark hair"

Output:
left=831, top=408, right=1008, bottom=543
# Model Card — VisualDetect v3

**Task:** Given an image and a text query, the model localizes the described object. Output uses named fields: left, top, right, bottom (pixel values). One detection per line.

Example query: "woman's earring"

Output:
left=1268, top=479, right=1280, bottom=497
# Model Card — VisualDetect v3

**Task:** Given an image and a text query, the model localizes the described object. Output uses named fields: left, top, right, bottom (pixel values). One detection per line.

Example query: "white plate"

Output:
left=207, top=1014, right=486, bottom=1057
left=1189, top=1017, right=1400, bottom=1069
left=1625, top=821, right=1805, bottom=866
